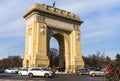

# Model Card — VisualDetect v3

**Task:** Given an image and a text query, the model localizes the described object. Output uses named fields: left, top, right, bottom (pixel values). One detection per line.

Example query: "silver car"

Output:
left=76, top=68, right=90, bottom=75
left=89, top=68, right=105, bottom=76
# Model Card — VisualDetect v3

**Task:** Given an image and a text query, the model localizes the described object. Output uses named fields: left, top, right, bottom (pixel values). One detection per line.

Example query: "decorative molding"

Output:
left=76, top=34, right=80, bottom=40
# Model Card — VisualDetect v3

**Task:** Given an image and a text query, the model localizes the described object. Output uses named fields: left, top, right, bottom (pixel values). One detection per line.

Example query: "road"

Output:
left=0, top=73, right=103, bottom=81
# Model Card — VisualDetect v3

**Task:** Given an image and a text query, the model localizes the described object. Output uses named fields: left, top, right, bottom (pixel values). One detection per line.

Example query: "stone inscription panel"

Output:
left=45, top=17, right=74, bottom=31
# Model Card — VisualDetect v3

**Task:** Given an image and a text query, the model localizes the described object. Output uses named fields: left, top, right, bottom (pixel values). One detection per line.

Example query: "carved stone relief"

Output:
left=37, top=15, right=45, bottom=23
left=74, top=25, right=80, bottom=30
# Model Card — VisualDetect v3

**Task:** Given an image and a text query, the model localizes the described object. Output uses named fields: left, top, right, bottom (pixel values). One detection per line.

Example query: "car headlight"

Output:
left=49, top=71, right=53, bottom=74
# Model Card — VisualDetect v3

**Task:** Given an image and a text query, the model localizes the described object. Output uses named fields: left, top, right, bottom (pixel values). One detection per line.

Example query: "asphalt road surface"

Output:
left=0, top=73, right=103, bottom=81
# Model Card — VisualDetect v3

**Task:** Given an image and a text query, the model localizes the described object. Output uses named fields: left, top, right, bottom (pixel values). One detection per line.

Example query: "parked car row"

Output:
left=0, top=67, right=54, bottom=78
left=1, top=67, right=106, bottom=78
left=76, top=67, right=106, bottom=77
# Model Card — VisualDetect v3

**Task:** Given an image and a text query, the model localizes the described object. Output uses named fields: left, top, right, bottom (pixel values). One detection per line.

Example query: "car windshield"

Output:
left=7, top=68, right=13, bottom=70
left=87, top=67, right=96, bottom=71
left=94, top=68, right=101, bottom=71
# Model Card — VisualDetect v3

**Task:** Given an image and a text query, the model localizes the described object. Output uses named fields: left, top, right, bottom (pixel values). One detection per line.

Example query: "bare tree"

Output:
left=83, top=51, right=112, bottom=68
left=0, top=55, right=23, bottom=68
left=48, top=48, right=59, bottom=68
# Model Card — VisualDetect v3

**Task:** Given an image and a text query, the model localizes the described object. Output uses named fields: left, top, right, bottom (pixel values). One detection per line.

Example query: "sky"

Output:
left=0, top=0, right=120, bottom=59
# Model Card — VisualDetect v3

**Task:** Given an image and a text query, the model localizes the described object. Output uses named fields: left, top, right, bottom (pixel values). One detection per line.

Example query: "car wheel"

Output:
left=105, top=73, right=110, bottom=78
left=78, top=72, right=82, bottom=75
left=29, top=73, right=33, bottom=78
left=91, top=73, right=95, bottom=77
left=19, top=73, right=22, bottom=76
left=44, top=73, right=49, bottom=78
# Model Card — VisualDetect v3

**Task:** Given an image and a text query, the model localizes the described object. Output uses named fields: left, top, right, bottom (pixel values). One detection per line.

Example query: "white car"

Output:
left=18, top=68, right=28, bottom=76
left=28, top=67, right=54, bottom=78
left=5, top=68, right=18, bottom=73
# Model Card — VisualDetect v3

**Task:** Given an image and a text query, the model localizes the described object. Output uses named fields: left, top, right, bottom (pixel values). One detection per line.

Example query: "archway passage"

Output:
left=49, top=34, right=66, bottom=72
left=49, top=37, right=59, bottom=68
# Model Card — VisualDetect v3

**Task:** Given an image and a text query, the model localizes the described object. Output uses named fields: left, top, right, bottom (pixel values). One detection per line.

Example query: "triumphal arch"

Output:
left=23, top=3, right=84, bottom=73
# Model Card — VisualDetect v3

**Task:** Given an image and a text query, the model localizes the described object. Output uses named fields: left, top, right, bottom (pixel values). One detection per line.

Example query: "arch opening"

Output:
left=49, top=34, right=66, bottom=72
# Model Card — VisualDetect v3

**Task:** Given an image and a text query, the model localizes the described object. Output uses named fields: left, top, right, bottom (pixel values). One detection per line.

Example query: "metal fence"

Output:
left=103, top=62, right=120, bottom=81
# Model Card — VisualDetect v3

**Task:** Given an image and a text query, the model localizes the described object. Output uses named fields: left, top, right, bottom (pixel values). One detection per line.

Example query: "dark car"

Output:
left=76, top=68, right=90, bottom=75
left=58, top=68, right=65, bottom=72
left=0, top=68, right=5, bottom=73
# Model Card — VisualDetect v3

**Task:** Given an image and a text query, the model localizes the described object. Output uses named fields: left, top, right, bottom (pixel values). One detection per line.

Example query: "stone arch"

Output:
left=23, top=3, right=84, bottom=73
